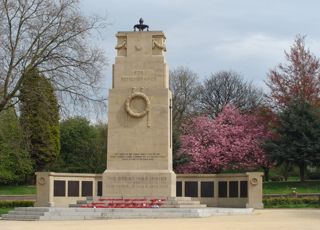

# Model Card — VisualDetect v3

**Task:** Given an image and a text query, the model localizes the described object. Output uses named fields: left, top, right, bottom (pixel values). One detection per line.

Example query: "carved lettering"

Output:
left=121, top=69, right=156, bottom=82
left=106, top=176, right=168, bottom=189
left=110, top=152, right=165, bottom=161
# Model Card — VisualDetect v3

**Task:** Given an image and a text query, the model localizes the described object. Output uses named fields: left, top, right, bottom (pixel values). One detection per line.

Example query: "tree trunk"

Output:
left=299, top=163, right=305, bottom=182
left=263, top=167, right=270, bottom=182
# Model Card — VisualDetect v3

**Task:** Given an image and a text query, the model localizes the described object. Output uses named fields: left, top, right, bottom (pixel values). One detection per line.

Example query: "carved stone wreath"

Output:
left=125, top=92, right=150, bottom=118
left=250, top=177, right=259, bottom=185
left=38, top=177, right=46, bottom=185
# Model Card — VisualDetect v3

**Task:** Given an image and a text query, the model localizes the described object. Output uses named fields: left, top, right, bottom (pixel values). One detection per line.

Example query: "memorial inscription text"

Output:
left=110, top=152, right=164, bottom=161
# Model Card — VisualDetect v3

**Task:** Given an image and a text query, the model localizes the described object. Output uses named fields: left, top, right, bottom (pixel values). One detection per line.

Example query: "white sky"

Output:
left=79, top=0, right=320, bottom=120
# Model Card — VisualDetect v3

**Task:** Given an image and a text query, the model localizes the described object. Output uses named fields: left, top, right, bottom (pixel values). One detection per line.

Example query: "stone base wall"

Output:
left=102, top=170, right=176, bottom=197
left=35, top=172, right=263, bottom=208
left=35, top=172, right=102, bottom=207
left=176, top=172, right=264, bottom=209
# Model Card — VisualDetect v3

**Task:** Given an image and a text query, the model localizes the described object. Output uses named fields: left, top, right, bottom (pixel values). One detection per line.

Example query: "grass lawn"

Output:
left=0, top=185, right=36, bottom=195
left=0, top=208, right=13, bottom=215
left=264, top=203, right=320, bottom=208
left=263, top=181, right=320, bottom=194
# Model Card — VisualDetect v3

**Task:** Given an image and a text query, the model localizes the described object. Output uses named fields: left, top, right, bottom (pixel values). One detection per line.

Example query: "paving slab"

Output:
left=1, top=209, right=320, bottom=230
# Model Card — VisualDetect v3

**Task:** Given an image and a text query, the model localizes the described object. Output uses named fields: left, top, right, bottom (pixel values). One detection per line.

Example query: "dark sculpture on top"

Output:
left=134, top=18, right=149, bottom=31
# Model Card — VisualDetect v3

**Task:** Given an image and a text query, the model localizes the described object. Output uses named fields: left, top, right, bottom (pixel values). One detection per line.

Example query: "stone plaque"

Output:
left=81, top=181, right=93, bottom=197
left=201, top=181, right=214, bottom=197
left=240, top=181, right=248, bottom=198
left=185, top=181, right=198, bottom=197
left=229, top=181, right=239, bottom=198
left=176, top=181, right=182, bottom=197
left=68, top=181, right=79, bottom=197
left=218, top=181, right=227, bottom=198
left=110, top=152, right=164, bottom=161
left=54, top=180, right=65, bottom=197
left=97, top=181, right=103, bottom=196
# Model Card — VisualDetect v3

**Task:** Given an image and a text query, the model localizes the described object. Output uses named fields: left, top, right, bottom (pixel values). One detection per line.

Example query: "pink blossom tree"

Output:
left=176, top=105, right=272, bottom=176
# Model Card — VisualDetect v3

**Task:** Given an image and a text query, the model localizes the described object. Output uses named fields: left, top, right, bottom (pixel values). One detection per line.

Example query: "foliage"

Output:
left=266, top=35, right=320, bottom=108
left=0, top=0, right=107, bottom=114
left=264, top=101, right=320, bottom=181
left=176, top=104, right=271, bottom=173
left=54, top=117, right=107, bottom=173
left=268, top=164, right=301, bottom=182
left=263, top=197, right=320, bottom=208
left=0, top=200, right=34, bottom=208
left=198, top=71, right=263, bottom=118
left=19, top=68, right=60, bottom=172
left=308, top=172, right=320, bottom=180
left=263, top=181, right=320, bottom=194
left=0, top=185, right=36, bottom=195
left=0, top=108, right=32, bottom=184
left=0, top=208, right=12, bottom=215
left=170, top=66, right=200, bottom=129
left=172, top=128, right=190, bottom=170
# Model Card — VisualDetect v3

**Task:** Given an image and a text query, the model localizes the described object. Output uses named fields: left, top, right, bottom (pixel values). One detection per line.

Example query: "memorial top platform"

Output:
left=117, top=31, right=165, bottom=36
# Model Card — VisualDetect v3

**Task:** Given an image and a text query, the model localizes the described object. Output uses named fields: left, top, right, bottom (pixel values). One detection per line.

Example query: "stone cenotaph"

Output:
left=102, top=24, right=176, bottom=197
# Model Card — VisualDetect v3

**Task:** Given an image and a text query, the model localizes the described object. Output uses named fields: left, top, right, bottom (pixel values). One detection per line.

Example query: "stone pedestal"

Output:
left=103, top=31, right=176, bottom=197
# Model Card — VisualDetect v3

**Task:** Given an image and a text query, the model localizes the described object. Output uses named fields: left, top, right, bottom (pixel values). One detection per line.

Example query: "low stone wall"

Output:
left=35, top=172, right=263, bottom=208
left=176, top=172, right=263, bottom=208
left=35, top=172, right=102, bottom=207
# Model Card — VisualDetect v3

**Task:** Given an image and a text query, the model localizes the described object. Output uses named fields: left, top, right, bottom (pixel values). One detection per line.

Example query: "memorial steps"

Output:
left=1, top=206, right=253, bottom=221
left=72, top=197, right=207, bottom=209
left=1, top=197, right=253, bottom=221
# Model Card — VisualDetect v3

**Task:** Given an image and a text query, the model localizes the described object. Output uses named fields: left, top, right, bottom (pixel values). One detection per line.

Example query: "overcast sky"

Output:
left=80, top=0, right=320, bottom=94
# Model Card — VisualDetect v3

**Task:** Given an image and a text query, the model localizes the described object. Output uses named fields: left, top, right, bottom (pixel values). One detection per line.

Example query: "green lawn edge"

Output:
left=0, top=208, right=13, bottom=215
left=0, top=185, right=36, bottom=195
left=263, top=181, right=320, bottom=194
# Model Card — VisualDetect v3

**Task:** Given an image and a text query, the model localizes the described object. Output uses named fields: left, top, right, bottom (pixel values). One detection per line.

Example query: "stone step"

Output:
left=103, top=213, right=200, bottom=219
left=7, top=210, right=46, bottom=216
left=14, top=207, right=49, bottom=212
left=163, top=200, right=201, bottom=205
left=1, top=214, right=41, bottom=220
left=39, top=215, right=103, bottom=221
left=1, top=207, right=253, bottom=221
left=76, top=200, right=88, bottom=205
left=104, top=208, right=200, bottom=213
left=42, top=211, right=103, bottom=217
left=161, top=204, right=207, bottom=208
left=166, top=197, right=192, bottom=201
left=69, top=204, right=80, bottom=207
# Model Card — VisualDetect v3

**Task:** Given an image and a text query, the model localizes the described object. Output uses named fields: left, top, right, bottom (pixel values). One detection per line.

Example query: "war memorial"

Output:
left=2, top=20, right=263, bottom=220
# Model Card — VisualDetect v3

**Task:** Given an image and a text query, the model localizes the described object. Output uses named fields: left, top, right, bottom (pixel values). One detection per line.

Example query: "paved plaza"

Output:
left=1, top=209, right=319, bottom=230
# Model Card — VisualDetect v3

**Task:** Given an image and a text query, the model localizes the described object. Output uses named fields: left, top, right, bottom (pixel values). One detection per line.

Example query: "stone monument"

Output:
left=102, top=20, right=176, bottom=197
left=20, top=21, right=263, bottom=214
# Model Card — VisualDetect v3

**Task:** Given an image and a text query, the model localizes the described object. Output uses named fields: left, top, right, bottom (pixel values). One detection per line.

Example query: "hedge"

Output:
left=0, top=200, right=34, bottom=208
left=264, top=197, right=320, bottom=208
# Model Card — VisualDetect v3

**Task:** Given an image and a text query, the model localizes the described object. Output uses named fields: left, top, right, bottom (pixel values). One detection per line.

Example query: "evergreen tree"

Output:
left=19, top=68, right=60, bottom=172
left=0, top=108, right=32, bottom=184
left=57, top=117, right=107, bottom=173
left=264, top=101, right=320, bottom=181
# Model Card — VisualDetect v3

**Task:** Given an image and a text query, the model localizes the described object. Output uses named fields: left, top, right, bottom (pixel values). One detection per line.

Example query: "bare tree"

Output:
left=198, top=71, right=263, bottom=118
left=0, top=0, right=107, bottom=114
left=169, top=66, right=200, bottom=129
